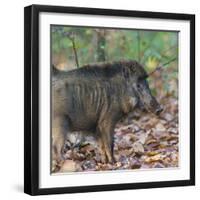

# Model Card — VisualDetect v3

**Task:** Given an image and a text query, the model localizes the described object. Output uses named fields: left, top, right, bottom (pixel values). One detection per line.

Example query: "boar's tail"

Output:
left=52, top=65, right=60, bottom=75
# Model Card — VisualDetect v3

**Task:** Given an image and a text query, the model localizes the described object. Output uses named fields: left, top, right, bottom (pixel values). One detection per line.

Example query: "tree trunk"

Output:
left=96, top=29, right=106, bottom=62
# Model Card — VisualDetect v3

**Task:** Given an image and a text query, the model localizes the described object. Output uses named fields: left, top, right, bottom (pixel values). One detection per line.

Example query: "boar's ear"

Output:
left=122, top=66, right=131, bottom=79
left=138, top=64, right=149, bottom=80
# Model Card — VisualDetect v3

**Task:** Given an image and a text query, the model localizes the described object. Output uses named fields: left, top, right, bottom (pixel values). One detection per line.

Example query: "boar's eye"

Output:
left=137, top=79, right=148, bottom=89
left=140, top=74, right=148, bottom=80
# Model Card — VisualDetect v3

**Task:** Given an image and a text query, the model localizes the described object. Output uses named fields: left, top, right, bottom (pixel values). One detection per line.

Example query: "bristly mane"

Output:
left=52, top=60, right=147, bottom=81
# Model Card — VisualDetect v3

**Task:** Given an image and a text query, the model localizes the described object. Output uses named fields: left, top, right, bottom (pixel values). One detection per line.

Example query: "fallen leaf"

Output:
left=82, top=160, right=97, bottom=171
left=144, top=154, right=163, bottom=163
left=146, top=139, right=158, bottom=145
left=155, top=123, right=166, bottom=131
left=132, top=141, right=144, bottom=155
left=152, top=163, right=165, bottom=168
left=138, top=131, right=150, bottom=144
left=168, top=127, right=178, bottom=134
left=147, top=151, right=159, bottom=156
left=162, top=113, right=174, bottom=121
left=59, top=160, right=77, bottom=172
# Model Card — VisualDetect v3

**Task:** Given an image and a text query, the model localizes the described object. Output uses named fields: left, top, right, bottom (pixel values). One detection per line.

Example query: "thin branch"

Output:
left=64, top=32, right=79, bottom=68
left=148, top=57, right=177, bottom=77
left=71, top=36, right=80, bottom=68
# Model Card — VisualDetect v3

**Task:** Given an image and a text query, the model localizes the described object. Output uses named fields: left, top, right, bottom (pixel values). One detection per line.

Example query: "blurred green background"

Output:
left=51, top=26, right=178, bottom=98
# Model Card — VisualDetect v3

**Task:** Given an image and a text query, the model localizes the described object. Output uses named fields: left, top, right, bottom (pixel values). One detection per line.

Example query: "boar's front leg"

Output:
left=97, top=120, right=115, bottom=164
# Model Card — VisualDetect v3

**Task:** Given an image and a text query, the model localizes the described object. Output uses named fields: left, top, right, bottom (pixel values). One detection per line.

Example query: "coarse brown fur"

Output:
left=52, top=60, right=161, bottom=168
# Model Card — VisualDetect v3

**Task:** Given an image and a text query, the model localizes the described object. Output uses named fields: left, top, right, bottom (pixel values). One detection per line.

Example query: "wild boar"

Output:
left=52, top=60, right=163, bottom=166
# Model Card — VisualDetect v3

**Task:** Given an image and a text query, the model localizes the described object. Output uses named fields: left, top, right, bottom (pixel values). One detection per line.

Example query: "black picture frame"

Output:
left=24, top=4, right=195, bottom=196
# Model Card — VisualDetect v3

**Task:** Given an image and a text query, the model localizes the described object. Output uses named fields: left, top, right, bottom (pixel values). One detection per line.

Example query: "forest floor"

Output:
left=54, top=95, right=178, bottom=173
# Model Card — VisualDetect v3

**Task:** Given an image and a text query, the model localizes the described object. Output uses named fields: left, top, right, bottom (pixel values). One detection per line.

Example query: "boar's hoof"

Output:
left=100, top=154, right=107, bottom=164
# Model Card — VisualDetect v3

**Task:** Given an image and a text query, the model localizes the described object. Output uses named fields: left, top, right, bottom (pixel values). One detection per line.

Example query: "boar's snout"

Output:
left=155, top=106, right=163, bottom=115
left=135, top=79, right=163, bottom=115
left=150, top=98, right=163, bottom=115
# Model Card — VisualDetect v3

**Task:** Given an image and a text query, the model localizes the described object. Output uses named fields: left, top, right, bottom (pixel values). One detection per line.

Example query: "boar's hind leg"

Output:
left=97, top=122, right=115, bottom=164
left=52, top=115, right=69, bottom=164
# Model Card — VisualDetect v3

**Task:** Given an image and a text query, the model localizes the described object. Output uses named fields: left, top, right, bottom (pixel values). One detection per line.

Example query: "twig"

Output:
left=148, top=57, right=177, bottom=76
left=71, top=36, right=80, bottom=68
left=64, top=32, right=79, bottom=68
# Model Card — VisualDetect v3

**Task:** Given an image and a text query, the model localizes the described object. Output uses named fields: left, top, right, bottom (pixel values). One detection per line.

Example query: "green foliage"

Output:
left=51, top=25, right=178, bottom=97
